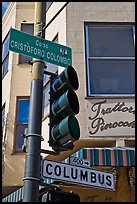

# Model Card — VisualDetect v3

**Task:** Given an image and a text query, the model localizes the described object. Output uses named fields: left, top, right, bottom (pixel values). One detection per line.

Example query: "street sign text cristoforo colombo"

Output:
left=9, top=28, right=72, bottom=67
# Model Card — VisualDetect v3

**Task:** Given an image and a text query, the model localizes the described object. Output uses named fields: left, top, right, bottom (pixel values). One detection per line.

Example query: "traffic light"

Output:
left=49, top=65, right=80, bottom=152
left=42, top=189, right=80, bottom=202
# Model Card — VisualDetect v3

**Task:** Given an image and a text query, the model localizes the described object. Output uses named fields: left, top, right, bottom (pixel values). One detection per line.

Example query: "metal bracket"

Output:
left=23, top=176, right=41, bottom=183
left=24, top=133, right=44, bottom=141
left=44, top=69, right=58, bottom=77
left=41, top=149, right=59, bottom=155
left=52, top=142, right=74, bottom=152
left=40, top=180, right=60, bottom=191
left=28, top=59, right=45, bottom=66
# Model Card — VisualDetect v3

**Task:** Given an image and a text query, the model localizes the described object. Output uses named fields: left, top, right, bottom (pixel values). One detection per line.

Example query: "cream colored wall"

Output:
left=2, top=3, right=16, bottom=127
left=3, top=3, right=35, bottom=188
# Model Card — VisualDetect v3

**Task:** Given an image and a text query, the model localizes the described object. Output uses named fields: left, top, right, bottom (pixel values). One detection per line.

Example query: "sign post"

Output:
left=22, top=2, right=46, bottom=202
left=9, top=28, right=72, bottom=67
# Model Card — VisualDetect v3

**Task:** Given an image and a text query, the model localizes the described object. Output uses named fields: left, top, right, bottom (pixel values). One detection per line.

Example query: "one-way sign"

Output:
left=41, top=160, right=115, bottom=191
left=69, top=156, right=90, bottom=167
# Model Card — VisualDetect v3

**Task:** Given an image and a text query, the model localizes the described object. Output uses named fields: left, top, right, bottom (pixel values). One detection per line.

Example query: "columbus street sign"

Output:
left=41, top=160, right=115, bottom=191
left=9, top=28, right=72, bottom=67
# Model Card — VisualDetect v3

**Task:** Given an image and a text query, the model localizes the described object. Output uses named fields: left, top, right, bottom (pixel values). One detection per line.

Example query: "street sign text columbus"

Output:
left=41, top=160, right=115, bottom=190
left=9, top=28, right=72, bottom=67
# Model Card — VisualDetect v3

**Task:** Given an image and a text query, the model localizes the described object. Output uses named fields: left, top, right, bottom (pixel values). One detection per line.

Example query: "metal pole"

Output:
left=23, top=2, right=46, bottom=202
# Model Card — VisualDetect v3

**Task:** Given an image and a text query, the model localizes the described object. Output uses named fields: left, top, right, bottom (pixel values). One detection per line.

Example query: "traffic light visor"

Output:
left=51, top=115, right=80, bottom=145
left=52, top=90, right=79, bottom=118
left=52, top=66, right=79, bottom=95
left=42, top=190, right=80, bottom=202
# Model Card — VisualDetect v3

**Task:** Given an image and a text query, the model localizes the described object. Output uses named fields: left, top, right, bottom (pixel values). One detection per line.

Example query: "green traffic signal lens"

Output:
left=52, top=90, right=79, bottom=118
left=51, top=115, right=80, bottom=145
left=68, top=115, right=80, bottom=140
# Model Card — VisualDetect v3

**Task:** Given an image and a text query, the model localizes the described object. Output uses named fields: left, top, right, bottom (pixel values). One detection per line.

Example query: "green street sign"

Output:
left=9, top=28, right=72, bottom=67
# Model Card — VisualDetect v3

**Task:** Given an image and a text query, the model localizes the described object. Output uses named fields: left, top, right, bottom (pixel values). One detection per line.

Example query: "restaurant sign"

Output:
left=87, top=99, right=135, bottom=137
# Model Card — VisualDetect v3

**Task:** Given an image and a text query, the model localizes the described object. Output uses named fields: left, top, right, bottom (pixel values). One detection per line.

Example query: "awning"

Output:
left=2, top=180, right=52, bottom=202
left=2, top=187, right=24, bottom=202
left=64, top=147, right=135, bottom=167
left=2, top=147, right=135, bottom=202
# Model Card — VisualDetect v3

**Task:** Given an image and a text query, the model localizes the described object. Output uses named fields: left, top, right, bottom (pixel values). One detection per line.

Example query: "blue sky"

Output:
left=2, top=2, right=9, bottom=16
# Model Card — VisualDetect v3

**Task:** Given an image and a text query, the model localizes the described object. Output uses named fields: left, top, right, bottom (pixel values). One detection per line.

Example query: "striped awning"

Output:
left=2, top=147, right=135, bottom=202
left=2, top=179, right=53, bottom=202
left=2, top=187, right=24, bottom=202
left=64, top=147, right=135, bottom=167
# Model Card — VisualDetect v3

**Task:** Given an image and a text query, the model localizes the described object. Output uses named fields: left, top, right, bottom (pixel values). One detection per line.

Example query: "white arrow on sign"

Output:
left=41, top=160, right=115, bottom=191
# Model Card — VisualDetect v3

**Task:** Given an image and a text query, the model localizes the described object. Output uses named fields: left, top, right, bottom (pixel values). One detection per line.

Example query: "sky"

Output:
left=2, top=2, right=9, bottom=16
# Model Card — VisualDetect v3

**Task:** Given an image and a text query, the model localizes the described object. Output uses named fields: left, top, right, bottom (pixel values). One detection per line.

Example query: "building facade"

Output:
left=2, top=2, right=135, bottom=202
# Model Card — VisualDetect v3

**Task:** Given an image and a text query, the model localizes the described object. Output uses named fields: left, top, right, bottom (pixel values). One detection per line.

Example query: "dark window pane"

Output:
left=42, top=84, right=50, bottom=118
left=85, top=24, right=135, bottom=96
left=19, top=54, right=32, bottom=64
left=89, top=60, right=135, bottom=95
left=2, top=33, right=10, bottom=61
left=2, top=55, right=9, bottom=77
left=18, top=99, right=30, bottom=124
left=16, top=125, right=28, bottom=151
left=88, top=25, right=135, bottom=57
left=21, top=23, right=34, bottom=35
left=2, top=105, right=5, bottom=131
left=46, top=2, right=52, bottom=9
left=19, top=23, right=34, bottom=64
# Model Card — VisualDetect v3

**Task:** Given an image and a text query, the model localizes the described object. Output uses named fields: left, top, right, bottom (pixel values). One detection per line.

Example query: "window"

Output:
left=42, top=34, right=58, bottom=118
left=46, top=2, right=52, bottom=10
left=2, top=32, right=10, bottom=78
left=85, top=24, right=135, bottom=96
left=2, top=104, right=5, bottom=132
left=19, top=23, right=34, bottom=64
left=15, top=98, right=30, bottom=152
left=42, top=84, right=50, bottom=118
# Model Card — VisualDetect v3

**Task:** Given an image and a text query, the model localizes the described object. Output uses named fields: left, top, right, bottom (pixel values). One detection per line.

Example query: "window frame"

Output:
left=46, top=2, right=53, bottom=10
left=2, top=31, right=10, bottom=78
left=85, top=22, right=135, bottom=98
left=18, top=23, right=34, bottom=64
left=13, top=96, right=30, bottom=154
left=42, top=82, right=50, bottom=120
left=2, top=103, right=6, bottom=133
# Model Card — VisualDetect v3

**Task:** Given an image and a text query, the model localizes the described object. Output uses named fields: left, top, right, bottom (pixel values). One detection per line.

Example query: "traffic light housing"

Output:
left=49, top=65, right=80, bottom=153
left=42, top=189, right=80, bottom=202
